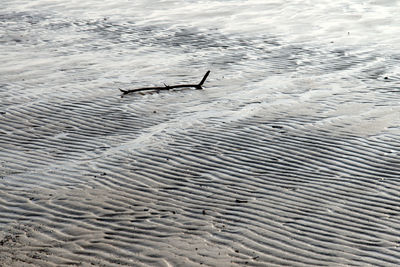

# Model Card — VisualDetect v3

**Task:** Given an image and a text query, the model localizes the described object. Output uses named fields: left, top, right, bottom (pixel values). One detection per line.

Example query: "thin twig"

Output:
left=120, top=71, right=210, bottom=96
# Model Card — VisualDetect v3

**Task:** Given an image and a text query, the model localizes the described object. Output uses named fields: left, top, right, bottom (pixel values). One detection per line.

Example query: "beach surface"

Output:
left=1, top=0, right=400, bottom=266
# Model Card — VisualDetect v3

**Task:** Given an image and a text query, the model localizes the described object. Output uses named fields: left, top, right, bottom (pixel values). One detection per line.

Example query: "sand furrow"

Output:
left=2, top=4, right=400, bottom=265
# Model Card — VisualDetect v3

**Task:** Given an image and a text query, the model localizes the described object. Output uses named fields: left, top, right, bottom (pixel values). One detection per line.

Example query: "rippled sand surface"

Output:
left=1, top=0, right=400, bottom=266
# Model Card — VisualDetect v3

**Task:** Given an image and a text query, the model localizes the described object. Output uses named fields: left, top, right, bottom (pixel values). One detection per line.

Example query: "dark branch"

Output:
left=198, top=70, right=210, bottom=87
left=120, top=71, right=211, bottom=96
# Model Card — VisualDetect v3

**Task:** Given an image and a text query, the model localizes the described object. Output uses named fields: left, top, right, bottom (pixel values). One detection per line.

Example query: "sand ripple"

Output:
left=1, top=2, right=400, bottom=266
left=1, top=89, right=400, bottom=266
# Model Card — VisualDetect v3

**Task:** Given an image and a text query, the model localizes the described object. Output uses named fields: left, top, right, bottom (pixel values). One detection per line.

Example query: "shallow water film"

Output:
left=1, top=0, right=400, bottom=266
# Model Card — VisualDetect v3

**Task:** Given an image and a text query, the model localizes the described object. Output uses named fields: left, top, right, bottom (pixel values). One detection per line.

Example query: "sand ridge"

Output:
left=1, top=1, right=400, bottom=265
left=1, top=93, right=400, bottom=266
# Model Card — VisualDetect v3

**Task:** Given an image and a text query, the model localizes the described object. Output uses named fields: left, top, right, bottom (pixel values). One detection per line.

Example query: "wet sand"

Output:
left=1, top=1, right=400, bottom=266
left=1, top=86, right=400, bottom=266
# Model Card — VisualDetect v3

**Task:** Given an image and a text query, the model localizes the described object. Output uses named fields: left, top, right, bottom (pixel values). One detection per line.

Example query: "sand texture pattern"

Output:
left=1, top=1, right=400, bottom=266
left=1, top=89, right=400, bottom=266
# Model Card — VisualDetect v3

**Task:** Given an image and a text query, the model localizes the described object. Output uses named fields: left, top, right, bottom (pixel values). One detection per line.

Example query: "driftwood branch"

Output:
left=120, top=71, right=210, bottom=96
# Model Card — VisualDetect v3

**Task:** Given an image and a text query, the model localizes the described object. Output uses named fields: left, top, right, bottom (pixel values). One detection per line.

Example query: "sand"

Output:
left=1, top=87, right=400, bottom=266
left=1, top=1, right=400, bottom=265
